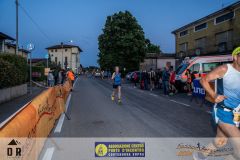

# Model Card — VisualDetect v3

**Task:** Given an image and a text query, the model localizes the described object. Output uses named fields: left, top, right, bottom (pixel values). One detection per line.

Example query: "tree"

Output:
left=98, top=11, right=146, bottom=72
left=145, top=39, right=161, bottom=53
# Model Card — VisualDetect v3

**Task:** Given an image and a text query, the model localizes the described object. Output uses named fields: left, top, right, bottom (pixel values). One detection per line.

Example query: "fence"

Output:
left=0, top=80, right=72, bottom=159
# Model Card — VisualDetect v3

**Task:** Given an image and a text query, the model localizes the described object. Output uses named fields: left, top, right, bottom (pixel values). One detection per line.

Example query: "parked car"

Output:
left=175, top=55, right=233, bottom=92
left=95, top=72, right=101, bottom=77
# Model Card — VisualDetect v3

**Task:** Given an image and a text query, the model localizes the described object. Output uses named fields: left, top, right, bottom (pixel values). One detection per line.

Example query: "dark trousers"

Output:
left=163, top=81, right=169, bottom=95
left=144, top=80, right=148, bottom=90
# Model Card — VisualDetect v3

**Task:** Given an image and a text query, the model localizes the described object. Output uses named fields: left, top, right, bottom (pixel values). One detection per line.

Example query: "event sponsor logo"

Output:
left=193, top=87, right=205, bottom=95
left=176, top=142, right=234, bottom=158
left=7, top=139, right=22, bottom=158
left=95, top=142, right=145, bottom=157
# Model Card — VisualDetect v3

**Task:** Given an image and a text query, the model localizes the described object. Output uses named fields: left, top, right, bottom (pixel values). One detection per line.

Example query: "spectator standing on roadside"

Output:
left=48, top=71, right=55, bottom=87
left=133, top=72, right=138, bottom=88
left=159, top=69, right=163, bottom=89
left=155, top=70, right=159, bottom=89
left=58, top=70, right=63, bottom=84
left=61, top=69, right=66, bottom=84
left=53, top=69, right=58, bottom=85
left=185, top=69, right=192, bottom=96
left=142, top=70, right=148, bottom=90
left=162, top=67, right=170, bottom=95
left=148, top=68, right=155, bottom=91
left=101, top=70, right=104, bottom=80
left=169, top=66, right=177, bottom=95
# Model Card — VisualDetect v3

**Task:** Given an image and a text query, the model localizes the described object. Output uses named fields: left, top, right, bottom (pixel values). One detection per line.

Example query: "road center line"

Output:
left=42, top=147, right=55, bottom=160
left=169, top=99, right=190, bottom=107
left=54, top=92, right=71, bottom=133
left=54, top=78, right=78, bottom=133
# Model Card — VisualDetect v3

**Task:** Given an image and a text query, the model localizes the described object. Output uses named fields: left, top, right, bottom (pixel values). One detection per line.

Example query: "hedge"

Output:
left=0, top=54, right=28, bottom=89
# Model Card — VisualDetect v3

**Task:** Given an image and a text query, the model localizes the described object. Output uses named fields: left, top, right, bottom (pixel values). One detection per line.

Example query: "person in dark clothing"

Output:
left=61, top=69, right=65, bottom=84
left=169, top=66, right=177, bottom=95
left=142, top=70, right=148, bottom=90
left=133, top=72, right=138, bottom=88
left=148, top=68, right=156, bottom=91
left=53, top=69, right=58, bottom=85
left=185, top=69, right=192, bottom=96
left=162, top=67, right=170, bottom=95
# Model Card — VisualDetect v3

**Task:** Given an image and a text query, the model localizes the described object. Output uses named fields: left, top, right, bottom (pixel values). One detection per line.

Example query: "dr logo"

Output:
left=7, top=139, right=22, bottom=157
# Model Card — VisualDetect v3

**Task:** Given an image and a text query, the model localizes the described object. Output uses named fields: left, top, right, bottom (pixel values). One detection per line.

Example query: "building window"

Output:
left=194, top=23, right=207, bottom=32
left=55, top=49, right=57, bottom=52
left=76, top=56, right=78, bottom=62
left=65, top=49, right=68, bottom=52
left=55, top=57, right=57, bottom=64
left=64, top=57, right=68, bottom=66
left=179, top=42, right=188, bottom=52
left=215, top=11, right=234, bottom=24
left=51, top=49, right=53, bottom=52
left=189, top=63, right=200, bottom=73
left=216, top=30, right=233, bottom=52
left=203, top=62, right=220, bottom=73
left=195, top=37, right=206, bottom=49
left=179, top=30, right=188, bottom=37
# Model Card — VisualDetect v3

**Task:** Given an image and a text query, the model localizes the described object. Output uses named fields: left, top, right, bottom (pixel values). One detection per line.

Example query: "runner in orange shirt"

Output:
left=67, top=69, right=75, bottom=91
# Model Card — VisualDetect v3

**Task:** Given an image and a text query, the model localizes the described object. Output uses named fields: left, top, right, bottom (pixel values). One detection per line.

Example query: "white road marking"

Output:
left=42, top=147, right=55, bottom=160
left=170, top=100, right=191, bottom=107
left=65, top=94, right=71, bottom=111
left=54, top=93, right=71, bottom=133
left=54, top=78, right=78, bottom=133
left=149, top=93, right=158, bottom=97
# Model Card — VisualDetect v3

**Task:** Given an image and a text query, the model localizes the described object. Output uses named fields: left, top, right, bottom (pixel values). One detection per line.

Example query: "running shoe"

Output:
left=118, top=99, right=122, bottom=105
left=111, top=95, right=115, bottom=101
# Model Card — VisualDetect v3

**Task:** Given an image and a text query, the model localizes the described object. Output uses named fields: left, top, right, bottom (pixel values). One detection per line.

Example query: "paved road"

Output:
left=52, top=76, right=215, bottom=137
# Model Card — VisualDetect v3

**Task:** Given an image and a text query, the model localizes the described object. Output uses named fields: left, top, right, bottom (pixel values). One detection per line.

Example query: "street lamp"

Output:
left=45, top=54, right=49, bottom=86
left=27, top=43, right=35, bottom=94
left=61, top=40, right=73, bottom=69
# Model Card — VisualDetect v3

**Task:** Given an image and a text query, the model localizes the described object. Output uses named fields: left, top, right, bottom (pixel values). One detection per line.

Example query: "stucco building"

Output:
left=140, top=53, right=176, bottom=71
left=46, top=43, right=82, bottom=73
left=0, top=32, right=29, bottom=58
left=172, top=1, right=240, bottom=59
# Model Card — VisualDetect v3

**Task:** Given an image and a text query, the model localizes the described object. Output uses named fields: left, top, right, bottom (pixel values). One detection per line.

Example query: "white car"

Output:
left=95, top=72, right=101, bottom=77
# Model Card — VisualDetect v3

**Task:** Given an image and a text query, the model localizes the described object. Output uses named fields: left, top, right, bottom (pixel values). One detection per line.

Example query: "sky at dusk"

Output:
left=0, top=0, right=238, bottom=66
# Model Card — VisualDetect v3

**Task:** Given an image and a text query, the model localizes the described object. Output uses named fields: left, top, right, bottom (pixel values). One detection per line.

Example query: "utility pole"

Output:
left=16, top=0, right=19, bottom=55
left=61, top=42, right=64, bottom=69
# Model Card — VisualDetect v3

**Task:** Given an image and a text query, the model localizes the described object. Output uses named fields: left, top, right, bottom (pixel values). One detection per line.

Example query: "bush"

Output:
left=0, top=54, right=28, bottom=89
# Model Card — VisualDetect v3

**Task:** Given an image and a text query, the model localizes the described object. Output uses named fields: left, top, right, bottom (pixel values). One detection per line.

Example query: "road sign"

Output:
left=45, top=54, right=49, bottom=59
left=44, top=68, right=50, bottom=76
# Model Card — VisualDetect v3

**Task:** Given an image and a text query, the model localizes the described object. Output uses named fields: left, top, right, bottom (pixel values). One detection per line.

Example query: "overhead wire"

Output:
left=18, top=2, right=51, bottom=42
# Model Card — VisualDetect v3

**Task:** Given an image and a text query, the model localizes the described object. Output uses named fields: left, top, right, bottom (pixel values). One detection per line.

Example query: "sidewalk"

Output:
left=0, top=86, right=45, bottom=125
